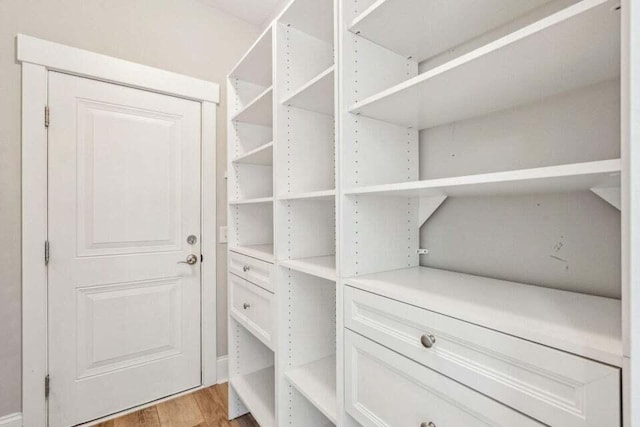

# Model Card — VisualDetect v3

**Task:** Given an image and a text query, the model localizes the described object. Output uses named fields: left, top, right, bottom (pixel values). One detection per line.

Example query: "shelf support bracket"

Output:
left=590, top=187, right=621, bottom=210
left=419, top=196, right=447, bottom=227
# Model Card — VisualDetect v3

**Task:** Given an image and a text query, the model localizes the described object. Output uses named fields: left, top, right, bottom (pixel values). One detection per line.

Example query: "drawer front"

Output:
left=229, top=250, right=274, bottom=293
left=345, top=286, right=620, bottom=427
left=229, top=251, right=249, bottom=280
left=230, top=274, right=274, bottom=349
left=345, top=330, right=543, bottom=427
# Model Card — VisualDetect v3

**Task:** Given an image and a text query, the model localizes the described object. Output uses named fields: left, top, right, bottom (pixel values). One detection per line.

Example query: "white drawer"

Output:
left=345, top=286, right=620, bottom=427
left=229, top=274, right=274, bottom=349
left=345, top=330, right=543, bottom=427
left=229, top=250, right=274, bottom=293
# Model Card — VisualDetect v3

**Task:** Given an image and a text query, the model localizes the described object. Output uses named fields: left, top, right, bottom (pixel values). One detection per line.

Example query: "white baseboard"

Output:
left=0, top=413, right=22, bottom=427
left=217, top=355, right=228, bottom=384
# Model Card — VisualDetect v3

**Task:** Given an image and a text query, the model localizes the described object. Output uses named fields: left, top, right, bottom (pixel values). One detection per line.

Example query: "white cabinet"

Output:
left=229, top=250, right=275, bottom=293
left=344, top=330, right=543, bottom=427
left=345, top=285, right=621, bottom=427
left=229, top=273, right=275, bottom=350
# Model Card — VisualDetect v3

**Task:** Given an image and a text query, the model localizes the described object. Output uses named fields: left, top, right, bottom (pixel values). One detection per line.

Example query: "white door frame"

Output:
left=18, top=34, right=220, bottom=427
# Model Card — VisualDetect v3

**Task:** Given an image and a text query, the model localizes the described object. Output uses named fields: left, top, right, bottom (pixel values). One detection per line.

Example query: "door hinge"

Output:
left=45, top=375, right=50, bottom=399
left=44, top=106, right=50, bottom=127
left=44, top=240, right=50, bottom=265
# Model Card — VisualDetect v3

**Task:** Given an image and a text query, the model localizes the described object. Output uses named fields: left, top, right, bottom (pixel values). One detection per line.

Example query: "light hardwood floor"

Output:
left=94, top=384, right=258, bottom=427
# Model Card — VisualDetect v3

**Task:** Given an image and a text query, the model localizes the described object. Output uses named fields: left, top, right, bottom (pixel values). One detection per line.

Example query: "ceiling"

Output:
left=199, top=0, right=289, bottom=27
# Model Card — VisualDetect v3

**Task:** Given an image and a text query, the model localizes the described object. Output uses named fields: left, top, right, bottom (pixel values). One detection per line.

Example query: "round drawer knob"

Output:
left=421, top=423, right=436, bottom=427
left=242, top=265, right=250, bottom=272
left=420, top=334, right=436, bottom=348
left=243, top=303, right=250, bottom=309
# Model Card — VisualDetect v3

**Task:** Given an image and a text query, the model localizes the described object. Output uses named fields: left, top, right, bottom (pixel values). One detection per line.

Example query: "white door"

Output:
left=47, top=72, right=202, bottom=427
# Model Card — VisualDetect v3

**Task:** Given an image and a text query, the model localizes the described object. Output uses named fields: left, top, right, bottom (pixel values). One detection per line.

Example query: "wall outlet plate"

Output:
left=219, top=226, right=228, bottom=244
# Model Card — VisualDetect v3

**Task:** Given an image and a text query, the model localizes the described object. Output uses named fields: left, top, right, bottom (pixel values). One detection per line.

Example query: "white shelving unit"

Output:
left=275, top=0, right=338, bottom=425
left=337, top=0, right=630, bottom=425
left=228, top=0, right=639, bottom=425
left=227, top=0, right=337, bottom=426
left=227, top=24, right=277, bottom=425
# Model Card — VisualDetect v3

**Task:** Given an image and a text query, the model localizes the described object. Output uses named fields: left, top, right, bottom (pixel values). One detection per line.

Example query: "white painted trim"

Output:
left=19, top=36, right=219, bottom=427
left=16, top=34, right=219, bottom=103
left=21, top=62, right=48, bottom=427
left=0, top=413, right=22, bottom=427
left=202, top=101, right=218, bottom=387
left=216, top=356, right=229, bottom=384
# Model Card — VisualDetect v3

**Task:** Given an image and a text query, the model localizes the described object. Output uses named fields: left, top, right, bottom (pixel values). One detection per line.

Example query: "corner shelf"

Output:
left=228, top=197, right=274, bottom=205
left=350, top=0, right=620, bottom=129
left=282, top=66, right=335, bottom=115
left=230, top=244, right=274, bottom=263
left=285, top=356, right=337, bottom=424
left=232, top=141, right=274, bottom=165
left=280, top=256, right=336, bottom=281
left=346, top=266, right=622, bottom=367
left=230, top=367, right=276, bottom=427
left=344, top=159, right=621, bottom=198
left=232, top=86, right=273, bottom=126
left=349, top=0, right=553, bottom=62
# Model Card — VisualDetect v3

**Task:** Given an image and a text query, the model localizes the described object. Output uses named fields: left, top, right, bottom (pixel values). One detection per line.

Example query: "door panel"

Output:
left=48, top=72, right=202, bottom=427
left=76, top=99, right=182, bottom=256
left=76, top=278, right=183, bottom=378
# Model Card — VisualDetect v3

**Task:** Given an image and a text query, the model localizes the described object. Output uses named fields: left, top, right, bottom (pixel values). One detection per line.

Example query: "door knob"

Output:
left=178, top=254, right=198, bottom=265
left=421, top=422, right=436, bottom=427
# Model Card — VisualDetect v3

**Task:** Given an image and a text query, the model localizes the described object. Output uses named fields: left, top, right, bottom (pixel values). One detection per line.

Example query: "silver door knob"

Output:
left=421, top=422, right=436, bottom=427
left=420, top=334, right=436, bottom=348
left=243, top=303, right=250, bottom=309
left=178, top=254, right=198, bottom=265
left=243, top=265, right=250, bottom=272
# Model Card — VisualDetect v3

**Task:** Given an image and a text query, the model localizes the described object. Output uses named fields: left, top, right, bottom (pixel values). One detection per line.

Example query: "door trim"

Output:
left=18, top=34, right=220, bottom=427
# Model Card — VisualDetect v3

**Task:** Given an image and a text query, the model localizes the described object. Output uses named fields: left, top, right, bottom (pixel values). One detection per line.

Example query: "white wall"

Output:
left=0, top=0, right=260, bottom=417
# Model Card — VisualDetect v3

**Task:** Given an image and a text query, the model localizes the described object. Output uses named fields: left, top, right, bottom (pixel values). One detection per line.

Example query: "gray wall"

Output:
left=0, top=0, right=260, bottom=417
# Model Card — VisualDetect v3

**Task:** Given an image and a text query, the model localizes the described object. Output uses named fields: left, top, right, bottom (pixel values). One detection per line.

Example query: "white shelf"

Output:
left=344, top=159, right=621, bottom=198
left=349, top=0, right=552, bottom=62
left=278, top=189, right=336, bottom=201
left=280, top=256, right=336, bottom=281
left=286, top=356, right=337, bottom=424
left=229, top=26, right=273, bottom=87
left=346, top=266, right=622, bottom=367
left=230, top=244, right=274, bottom=263
left=282, top=66, right=335, bottom=115
left=232, top=86, right=273, bottom=126
left=232, top=141, right=274, bottom=165
left=229, top=197, right=274, bottom=205
left=350, top=0, right=620, bottom=129
left=230, top=367, right=276, bottom=427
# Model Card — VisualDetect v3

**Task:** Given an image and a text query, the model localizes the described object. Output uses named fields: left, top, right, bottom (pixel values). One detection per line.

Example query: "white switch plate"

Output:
left=219, top=226, right=228, bottom=244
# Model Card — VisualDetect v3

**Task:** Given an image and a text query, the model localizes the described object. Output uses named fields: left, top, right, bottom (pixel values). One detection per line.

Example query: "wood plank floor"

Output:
left=94, top=384, right=258, bottom=427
